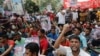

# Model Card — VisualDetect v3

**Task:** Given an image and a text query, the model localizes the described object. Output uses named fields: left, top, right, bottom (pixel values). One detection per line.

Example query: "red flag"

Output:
left=63, top=0, right=68, bottom=8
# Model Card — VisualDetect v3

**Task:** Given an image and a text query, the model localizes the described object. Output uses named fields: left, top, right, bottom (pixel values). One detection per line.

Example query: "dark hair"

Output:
left=69, top=35, right=81, bottom=42
left=74, top=27, right=82, bottom=33
left=25, top=42, right=39, bottom=56
left=12, top=32, right=20, bottom=37
left=13, top=13, right=19, bottom=17
left=51, top=26, right=56, bottom=29
left=39, top=29, right=45, bottom=34
left=0, top=34, right=8, bottom=39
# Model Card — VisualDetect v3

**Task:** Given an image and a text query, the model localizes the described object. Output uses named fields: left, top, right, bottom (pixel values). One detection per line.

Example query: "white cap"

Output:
left=62, top=10, right=66, bottom=13
left=89, top=8, right=93, bottom=11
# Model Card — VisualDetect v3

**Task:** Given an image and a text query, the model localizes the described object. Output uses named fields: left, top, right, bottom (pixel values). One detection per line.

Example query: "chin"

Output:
left=71, top=48, right=78, bottom=52
left=72, top=49, right=78, bottom=52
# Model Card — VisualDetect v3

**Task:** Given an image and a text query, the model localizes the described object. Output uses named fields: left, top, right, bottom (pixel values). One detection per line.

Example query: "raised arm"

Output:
left=54, top=24, right=70, bottom=49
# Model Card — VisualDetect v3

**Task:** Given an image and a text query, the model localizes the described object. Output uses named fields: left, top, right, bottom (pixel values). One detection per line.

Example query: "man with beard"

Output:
left=54, top=24, right=90, bottom=56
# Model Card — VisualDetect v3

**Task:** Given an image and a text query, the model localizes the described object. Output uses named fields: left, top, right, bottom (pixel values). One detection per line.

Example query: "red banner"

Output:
left=63, top=0, right=69, bottom=8
left=63, top=0, right=100, bottom=9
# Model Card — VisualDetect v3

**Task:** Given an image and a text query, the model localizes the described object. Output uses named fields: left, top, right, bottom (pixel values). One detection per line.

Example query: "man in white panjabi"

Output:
left=56, top=10, right=66, bottom=25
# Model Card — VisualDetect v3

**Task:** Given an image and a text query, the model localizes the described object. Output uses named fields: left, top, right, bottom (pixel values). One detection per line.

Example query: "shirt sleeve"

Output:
left=57, top=45, right=68, bottom=54
left=56, top=13, right=59, bottom=17
left=8, top=40, right=15, bottom=46
left=80, top=35, right=87, bottom=48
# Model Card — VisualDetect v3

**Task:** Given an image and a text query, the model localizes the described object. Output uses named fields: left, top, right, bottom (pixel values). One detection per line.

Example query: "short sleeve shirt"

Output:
left=40, top=38, right=48, bottom=53
left=7, top=40, right=15, bottom=46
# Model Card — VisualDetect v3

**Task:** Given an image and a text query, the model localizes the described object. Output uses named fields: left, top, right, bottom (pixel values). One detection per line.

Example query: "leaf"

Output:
left=24, top=0, right=39, bottom=13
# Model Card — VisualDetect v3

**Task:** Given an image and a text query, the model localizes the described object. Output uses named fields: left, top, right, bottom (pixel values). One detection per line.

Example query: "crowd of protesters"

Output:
left=0, top=7, right=100, bottom=56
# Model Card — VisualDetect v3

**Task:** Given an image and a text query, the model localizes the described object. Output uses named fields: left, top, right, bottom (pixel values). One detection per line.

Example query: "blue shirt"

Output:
left=79, top=33, right=87, bottom=48
left=47, top=33, right=58, bottom=40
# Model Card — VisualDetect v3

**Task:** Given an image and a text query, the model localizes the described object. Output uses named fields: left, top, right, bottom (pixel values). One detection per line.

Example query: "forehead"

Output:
left=25, top=49, right=31, bottom=53
left=51, top=29, right=55, bottom=30
left=70, top=38, right=80, bottom=42
left=74, top=28, right=79, bottom=31
left=85, top=29, right=90, bottom=31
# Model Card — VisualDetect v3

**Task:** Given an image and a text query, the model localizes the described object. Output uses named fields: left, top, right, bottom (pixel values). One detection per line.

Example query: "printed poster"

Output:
left=14, top=37, right=39, bottom=56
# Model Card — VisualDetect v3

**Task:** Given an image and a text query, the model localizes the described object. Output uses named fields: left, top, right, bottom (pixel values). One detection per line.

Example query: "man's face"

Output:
left=70, top=39, right=80, bottom=52
left=14, top=35, right=21, bottom=41
left=0, top=37, right=4, bottom=43
left=25, top=49, right=34, bottom=56
left=73, top=28, right=80, bottom=35
left=51, top=29, right=55, bottom=34
left=38, top=30, right=41, bottom=37
left=84, top=29, right=90, bottom=35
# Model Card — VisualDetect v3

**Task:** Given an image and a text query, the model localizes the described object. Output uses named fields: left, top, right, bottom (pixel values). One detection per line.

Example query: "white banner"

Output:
left=14, top=37, right=39, bottom=56
left=70, top=0, right=77, bottom=6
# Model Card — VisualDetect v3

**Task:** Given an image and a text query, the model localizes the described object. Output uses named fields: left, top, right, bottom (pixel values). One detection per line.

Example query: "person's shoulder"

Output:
left=21, top=37, right=26, bottom=39
left=80, top=49, right=90, bottom=56
left=8, top=40, right=14, bottom=43
left=57, top=45, right=71, bottom=54
left=47, top=33, right=52, bottom=35
left=7, top=40, right=15, bottom=45
left=41, top=38, right=48, bottom=42
left=59, top=45, right=71, bottom=50
left=39, top=55, right=45, bottom=56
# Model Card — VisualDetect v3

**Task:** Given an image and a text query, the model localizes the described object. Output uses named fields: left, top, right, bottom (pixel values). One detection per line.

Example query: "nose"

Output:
left=71, top=41, right=77, bottom=46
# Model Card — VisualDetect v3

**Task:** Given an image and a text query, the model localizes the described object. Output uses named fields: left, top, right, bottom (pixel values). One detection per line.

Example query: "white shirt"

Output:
left=56, top=12, right=65, bottom=24
left=56, top=45, right=90, bottom=56
left=72, top=11, right=78, bottom=21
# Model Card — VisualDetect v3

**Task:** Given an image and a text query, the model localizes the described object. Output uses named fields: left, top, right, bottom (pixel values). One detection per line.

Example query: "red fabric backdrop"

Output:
left=63, top=0, right=100, bottom=9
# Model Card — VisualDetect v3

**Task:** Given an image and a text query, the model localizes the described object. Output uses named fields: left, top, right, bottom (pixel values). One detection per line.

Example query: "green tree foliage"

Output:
left=0, top=0, right=3, bottom=6
left=24, top=0, right=39, bottom=13
left=40, top=0, right=62, bottom=12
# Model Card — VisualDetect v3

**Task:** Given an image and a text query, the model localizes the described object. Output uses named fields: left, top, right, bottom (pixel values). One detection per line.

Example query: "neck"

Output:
left=39, top=35, right=45, bottom=39
left=74, top=33, right=79, bottom=36
left=85, top=34, right=89, bottom=36
left=72, top=50, right=80, bottom=56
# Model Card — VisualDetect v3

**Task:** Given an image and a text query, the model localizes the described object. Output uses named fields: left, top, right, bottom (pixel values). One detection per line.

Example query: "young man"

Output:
left=67, top=27, right=87, bottom=51
left=25, top=42, right=45, bottom=56
left=54, top=24, right=90, bottom=56
left=92, top=21, right=100, bottom=47
left=0, top=34, right=15, bottom=56
left=56, top=10, right=66, bottom=25
left=38, top=29, right=48, bottom=55
left=13, top=33, right=25, bottom=45
left=47, top=26, right=58, bottom=40
left=25, top=42, right=39, bottom=56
